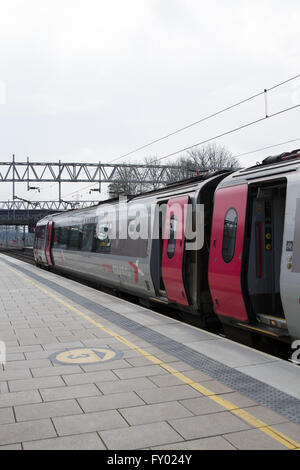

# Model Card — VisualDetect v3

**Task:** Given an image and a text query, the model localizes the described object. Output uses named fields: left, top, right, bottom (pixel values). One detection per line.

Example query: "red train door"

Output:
left=208, top=185, right=249, bottom=322
left=45, top=222, right=53, bottom=266
left=161, top=196, right=189, bottom=306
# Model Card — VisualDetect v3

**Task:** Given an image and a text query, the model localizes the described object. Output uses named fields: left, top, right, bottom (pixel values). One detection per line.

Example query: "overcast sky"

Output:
left=0, top=0, right=300, bottom=202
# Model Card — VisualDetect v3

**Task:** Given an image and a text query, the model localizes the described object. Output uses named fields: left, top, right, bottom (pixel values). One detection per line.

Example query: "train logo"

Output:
left=49, top=347, right=123, bottom=365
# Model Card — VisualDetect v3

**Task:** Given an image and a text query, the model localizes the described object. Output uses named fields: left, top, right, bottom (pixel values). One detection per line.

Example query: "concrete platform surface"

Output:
left=0, top=254, right=300, bottom=450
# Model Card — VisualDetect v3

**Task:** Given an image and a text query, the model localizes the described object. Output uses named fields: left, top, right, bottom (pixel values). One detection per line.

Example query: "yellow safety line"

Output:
left=236, top=323, right=278, bottom=337
left=1, top=259, right=299, bottom=450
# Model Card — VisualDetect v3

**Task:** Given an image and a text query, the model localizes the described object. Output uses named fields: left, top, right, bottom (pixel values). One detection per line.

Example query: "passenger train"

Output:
left=34, top=149, right=300, bottom=344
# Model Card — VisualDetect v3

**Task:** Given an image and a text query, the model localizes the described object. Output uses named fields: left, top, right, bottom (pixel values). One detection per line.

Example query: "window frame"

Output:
left=167, top=214, right=177, bottom=260
left=222, top=207, right=238, bottom=264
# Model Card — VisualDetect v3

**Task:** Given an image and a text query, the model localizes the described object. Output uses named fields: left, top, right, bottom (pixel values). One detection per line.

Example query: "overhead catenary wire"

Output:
left=108, top=73, right=300, bottom=164
left=153, top=103, right=300, bottom=163
left=62, top=103, right=300, bottom=199
left=234, top=136, right=300, bottom=159
left=61, top=74, right=300, bottom=199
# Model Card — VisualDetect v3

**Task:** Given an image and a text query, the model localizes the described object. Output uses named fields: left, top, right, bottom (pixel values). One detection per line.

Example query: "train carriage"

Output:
left=34, top=149, right=300, bottom=344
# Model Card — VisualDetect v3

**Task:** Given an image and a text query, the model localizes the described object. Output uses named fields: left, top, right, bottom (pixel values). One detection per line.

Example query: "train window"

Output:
left=110, top=237, right=148, bottom=258
left=81, top=224, right=95, bottom=252
left=53, top=227, right=60, bottom=248
left=54, top=226, right=68, bottom=250
left=222, top=208, right=238, bottom=263
left=34, top=226, right=46, bottom=250
left=167, top=215, right=177, bottom=259
left=95, top=224, right=111, bottom=253
left=68, top=226, right=81, bottom=251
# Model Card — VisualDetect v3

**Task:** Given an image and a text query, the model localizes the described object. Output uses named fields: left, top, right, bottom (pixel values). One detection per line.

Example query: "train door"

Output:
left=208, top=185, right=249, bottom=322
left=280, top=176, right=300, bottom=339
left=45, top=222, right=54, bottom=266
left=246, top=182, right=286, bottom=321
left=161, top=196, right=189, bottom=306
left=150, top=205, right=165, bottom=295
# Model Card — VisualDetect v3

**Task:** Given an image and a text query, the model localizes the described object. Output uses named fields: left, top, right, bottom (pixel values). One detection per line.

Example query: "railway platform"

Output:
left=0, top=253, right=300, bottom=450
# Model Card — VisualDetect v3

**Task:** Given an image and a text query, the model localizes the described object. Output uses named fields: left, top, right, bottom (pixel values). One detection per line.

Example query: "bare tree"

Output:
left=184, top=143, right=239, bottom=173
left=107, top=157, right=161, bottom=198
left=107, top=143, right=237, bottom=197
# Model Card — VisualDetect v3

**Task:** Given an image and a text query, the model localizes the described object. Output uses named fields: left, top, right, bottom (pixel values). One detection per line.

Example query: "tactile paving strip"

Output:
left=3, top=258, right=300, bottom=424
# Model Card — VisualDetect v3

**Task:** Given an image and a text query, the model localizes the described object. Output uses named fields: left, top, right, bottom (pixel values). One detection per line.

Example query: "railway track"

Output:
left=0, top=248, right=35, bottom=265
left=0, top=248, right=292, bottom=362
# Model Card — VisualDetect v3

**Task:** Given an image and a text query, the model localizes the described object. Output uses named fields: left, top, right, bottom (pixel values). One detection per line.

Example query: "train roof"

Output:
left=218, top=148, right=300, bottom=188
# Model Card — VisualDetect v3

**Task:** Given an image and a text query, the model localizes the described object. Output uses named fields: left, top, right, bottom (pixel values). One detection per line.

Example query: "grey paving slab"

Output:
left=7, top=345, right=43, bottom=353
left=8, top=375, right=65, bottom=392
left=42, top=341, right=85, bottom=350
left=153, top=436, right=236, bottom=450
left=113, top=365, right=168, bottom=380
left=24, top=350, right=62, bottom=359
left=0, top=443, right=22, bottom=450
left=23, top=433, right=106, bottom=450
left=179, top=396, right=228, bottom=415
left=99, top=422, right=183, bottom=450
left=223, top=429, right=288, bottom=450
left=62, top=370, right=118, bottom=386
left=148, top=374, right=184, bottom=388
left=3, top=359, right=52, bottom=370
left=136, top=385, right=201, bottom=404
left=125, top=356, right=157, bottom=367
left=0, top=418, right=56, bottom=446
left=31, top=365, right=83, bottom=378
left=1, top=340, right=18, bottom=347
left=98, top=377, right=158, bottom=395
left=18, top=338, right=57, bottom=346
left=169, top=411, right=252, bottom=440
left=0, top=390, right=42, bottom=408
left=80, top=359, right=131, bottom=372
left=0, top=407, right=15, bottom=425
left=40, top=383, right=101, bottom=402
left=78, top=391, right=145, bottom=413
left=120, top=401, right=193, bottom=425
left=15, top=399, right=83, bottom=422
left=0, top=382, right=9, bottom=393
left=53, top=410, right=128, bottom=436
left=6, top=352, right=26, bottom=362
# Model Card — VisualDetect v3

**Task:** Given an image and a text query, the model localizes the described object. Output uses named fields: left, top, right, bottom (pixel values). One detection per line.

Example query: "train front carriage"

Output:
left=208, top=149, right=300, bottom=342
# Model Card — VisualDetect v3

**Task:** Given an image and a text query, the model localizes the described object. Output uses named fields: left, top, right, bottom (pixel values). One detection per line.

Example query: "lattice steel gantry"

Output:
left=0, top=156, right=196, bottom=200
